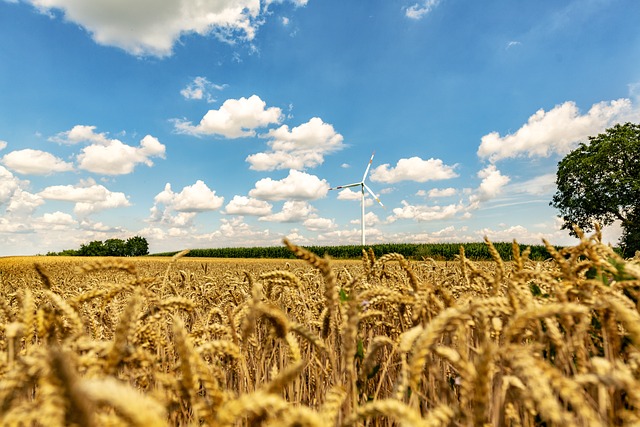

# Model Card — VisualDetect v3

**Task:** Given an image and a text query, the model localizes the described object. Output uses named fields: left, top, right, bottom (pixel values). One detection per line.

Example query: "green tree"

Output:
left=104, top=238, right=127, bottom=256
left=78, top=240, right=107, bottom=256
left=551, top=122, right=640, bottom=257
left=125, top=236, right=149, bottom=256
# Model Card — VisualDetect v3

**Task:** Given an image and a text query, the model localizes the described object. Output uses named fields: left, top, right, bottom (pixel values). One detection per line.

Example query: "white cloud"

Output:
left=154, top=180, right=224, bottom=212
left=350, top=211, right=379, bottom=227
left=336, top=188, right=374, bottom=206
left=217, top=216, right=253, bottom=238
left=6, top=189, right=44, bottom=215
left=405, top=0, right=440, bottom=19
left=424, top=187, right=457, bottom=197
left=320, top=227, right=383, bottom=245
left=476, top=225, right=545, bottom=244
left=246, top=117, right=344, bottom=170
left=370, top=157, right=458, bottom=183
left=50, top=124, right=110, bottom=145
left=147, top=180, right=223, bottom=232
left=34, top=211, right=78, bottom=231
left=477, top=99, right=639, bottom=162
left=26, top=0, right=271, bottom=57
left=249, top=169, right=330, bottom=201
left=2, top=149, right=74, bottom=175
left=387, top=200, right=466, bottom=222
left=223, top=195, right=272, bottom=216
left=202, top=216, right=272, bottom=243
left=0, top=140, right=7, bottom=150
left=337, top=188, right=362, bottom=201
left=75, top=192, right=130, bottom=216
left=0, top=217, right=31, bottom=234
left=50, top=125, right=165, bottom=175
left=303, top=217, right=335, bottom=231
left=39, top=180, right=131, bottom=216
left=41, top=211, right=77, bottom=226
left=0, top=166, right=23, bottom=204
left=174, top=95, right=282, bottom=138
left=77, top=134, right=165, bottom=175
left=260, top=200, right=315, bottom=222
left=471, top=165, right=510, bottom=204
left=181, top=77, right=225, bottom=103
left=431, top=225, right=456, bottom=237
left=40, top=181, right=113, bottom=202
left=149, top=206, right=198, bottom=227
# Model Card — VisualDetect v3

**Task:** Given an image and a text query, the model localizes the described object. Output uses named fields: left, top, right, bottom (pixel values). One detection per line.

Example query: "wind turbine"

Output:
left=330, top=151, right=384, bottom=246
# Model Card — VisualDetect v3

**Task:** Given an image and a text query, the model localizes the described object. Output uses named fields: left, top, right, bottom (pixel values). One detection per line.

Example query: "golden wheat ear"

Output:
left=78, top=378, right=167, bottom=426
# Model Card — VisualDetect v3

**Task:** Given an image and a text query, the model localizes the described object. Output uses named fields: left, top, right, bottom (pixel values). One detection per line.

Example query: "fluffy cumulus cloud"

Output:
left=350, top=211, right=380, bottom=227
left=370, top=157, right=458, bottom=184
left=75, top=192, right=130, bottom=217
left=477, top=99, right=638, bottom=162
left=0, top=166, right=24, bottom=204
left=387, top=201, right=466, bottom=222
left=39, top=180, right=131, bottom=216
left=205, top=216, right=273, bottom=243
left=335, top=188, right=374, bottom=206
left=50, top=125, right=110, bottom=145
left=405, top=0, right=441, bottom=19
left=41, top=211, right=77, bottom=226
left=303, top=217, right=335, bottom=231
left=246, top=117, right=344, bottom=170
left=25, top=0, right=305, bottom=57
left=223, top=195, right=272, bottom=216
left=472, top=165, right=511, bottom=203
left=259, top=200, right=315, bottom=222
left=40, top=181, right=117, bottom=202
left=6, top=189, right=44, bottom=215
left=149, top=209, right=198, bottom=228
left=50, top=125, right=165, bottom=175
left=77, top=134, right=165, bottom=175
left=147, top=180, right=224, bottom=231
left=174, top=95, right=282, bottom=138
left=249, top=169, right=329, bottom=201
left=336, top=188, right=362, bottom=201
left=2, top=149, right=73, bottom=175
left=153, top=180, right=224, bottom=213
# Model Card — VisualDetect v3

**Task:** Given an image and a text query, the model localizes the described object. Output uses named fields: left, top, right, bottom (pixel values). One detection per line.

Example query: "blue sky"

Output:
left=0, top=0, right=639, bottom=255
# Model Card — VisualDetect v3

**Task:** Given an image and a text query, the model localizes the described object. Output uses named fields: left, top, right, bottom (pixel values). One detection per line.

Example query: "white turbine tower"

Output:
left=330, top=152, right=384, bottom=246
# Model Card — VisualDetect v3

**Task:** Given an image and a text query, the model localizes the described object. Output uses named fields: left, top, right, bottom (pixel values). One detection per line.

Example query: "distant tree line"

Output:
left=47, top=236, right=149, bottom=257
left=152, top=241, right=568, bottom=261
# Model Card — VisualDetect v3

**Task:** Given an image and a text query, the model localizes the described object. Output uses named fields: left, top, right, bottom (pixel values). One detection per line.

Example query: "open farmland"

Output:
left=1, top=231, right=640, bottom=426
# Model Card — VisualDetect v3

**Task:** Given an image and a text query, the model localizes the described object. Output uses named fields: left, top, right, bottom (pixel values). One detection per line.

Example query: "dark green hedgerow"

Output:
left=151, top=241, right=567, bottom=261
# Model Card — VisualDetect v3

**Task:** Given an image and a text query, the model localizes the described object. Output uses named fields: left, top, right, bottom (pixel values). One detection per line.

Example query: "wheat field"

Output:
left=1, top=228, right=640, bottom=426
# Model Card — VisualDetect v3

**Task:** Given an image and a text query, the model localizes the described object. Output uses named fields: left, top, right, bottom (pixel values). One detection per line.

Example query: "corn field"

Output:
left=1, top=228, right=640, bottom=426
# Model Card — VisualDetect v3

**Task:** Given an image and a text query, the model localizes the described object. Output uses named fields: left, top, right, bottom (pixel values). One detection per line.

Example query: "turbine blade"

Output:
left=363, top=183, right=384, bottom=208
left=329, top=182, right=362, bottom=190
left=361, top=151, right=375, bottom=182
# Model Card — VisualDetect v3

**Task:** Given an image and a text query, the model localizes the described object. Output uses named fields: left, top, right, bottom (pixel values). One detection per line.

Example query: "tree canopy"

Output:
left=47, top=236, right=149, bottom=257
left=551, top=122, right=640, bottom=256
